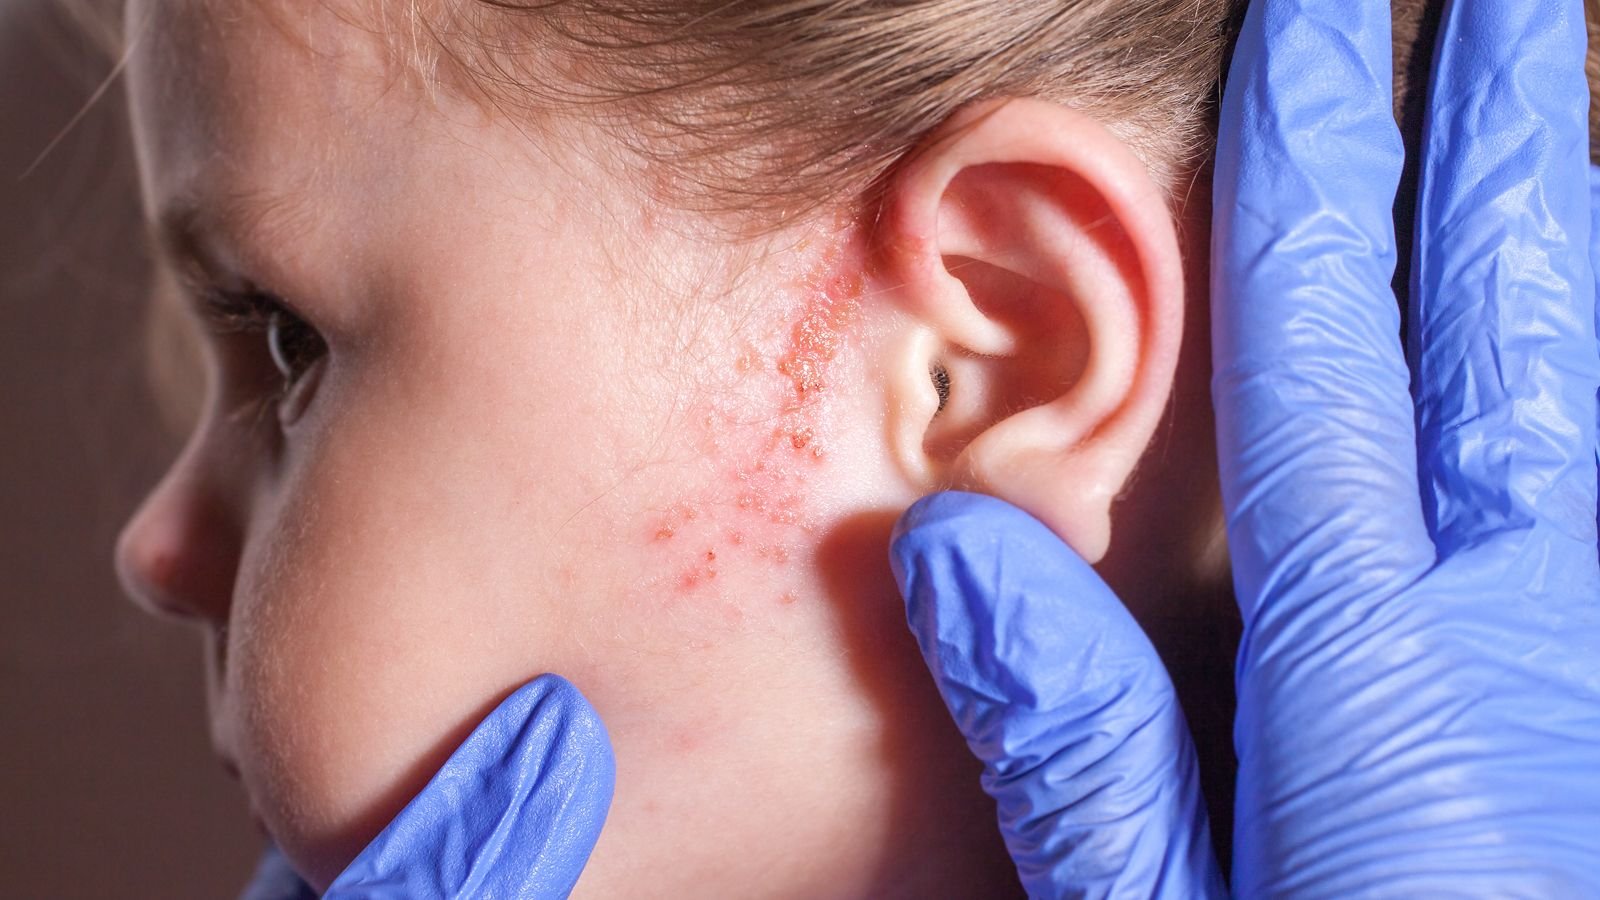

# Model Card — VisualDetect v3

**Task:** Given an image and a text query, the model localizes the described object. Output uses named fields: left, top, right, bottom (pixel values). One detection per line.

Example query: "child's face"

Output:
left=115, top=0, right=977, bottom=890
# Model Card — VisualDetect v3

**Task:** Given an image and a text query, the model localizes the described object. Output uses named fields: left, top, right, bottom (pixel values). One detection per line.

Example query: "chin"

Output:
left=250, top=743, right=445, bottom=893
left=268, top=820, right=363, bottom=893
left=238, top=761, right=380, bottom=892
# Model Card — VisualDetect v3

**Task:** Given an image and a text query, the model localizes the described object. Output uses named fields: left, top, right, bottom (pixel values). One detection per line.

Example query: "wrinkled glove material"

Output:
left=1214, top=0, right=1600, bottom=893
left=892, top=492, right=1226, bottom=900
left=323, top=674, right=614, bottom=900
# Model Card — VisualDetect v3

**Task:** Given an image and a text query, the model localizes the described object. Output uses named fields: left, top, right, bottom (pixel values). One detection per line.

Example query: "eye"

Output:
left=265, top=304, right=325, bottom=387
left=199, top=288, right=327, bottom=405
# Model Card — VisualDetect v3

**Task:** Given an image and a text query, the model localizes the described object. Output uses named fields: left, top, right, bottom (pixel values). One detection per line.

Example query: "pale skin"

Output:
left=114, top=0, right=1231, bottom=894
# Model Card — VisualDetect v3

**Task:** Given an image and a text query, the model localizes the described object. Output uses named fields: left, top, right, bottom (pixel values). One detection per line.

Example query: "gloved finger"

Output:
left=324, top=674, right=615, bottom=899
left=1212, top=0, right=1433, bottom=616
left=890, top=492, right=1225, bottom=900
left=1410, top=0, right=1600, bottom=553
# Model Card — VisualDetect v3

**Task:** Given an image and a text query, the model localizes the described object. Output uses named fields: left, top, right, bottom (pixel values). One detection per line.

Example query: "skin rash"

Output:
left=648, top=224, right=867, bottom=608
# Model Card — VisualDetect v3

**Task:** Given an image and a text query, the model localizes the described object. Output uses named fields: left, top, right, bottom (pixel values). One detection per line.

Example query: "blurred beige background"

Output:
left=1, top=0, right=264, bottom=895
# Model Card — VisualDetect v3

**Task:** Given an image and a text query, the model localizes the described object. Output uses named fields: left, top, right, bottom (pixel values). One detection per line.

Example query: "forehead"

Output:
left=121, top=0, right=494, bottom=278
left=125, top=0, right=398, bottom=186
left=121, top=0, right=644, bottom=306
left=125, top=0, right=411, bottom=89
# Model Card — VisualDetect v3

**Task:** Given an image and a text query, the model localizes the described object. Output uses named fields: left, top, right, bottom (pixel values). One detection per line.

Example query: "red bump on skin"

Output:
left=672, top=551, right=723, bottom=595
left=652, top=502, right=701, bottom=541
left=756, top=544, right=791, bottom=565
left=671, top=729, right=702, bottom=753
left=779, top=592, right=798, bottom=606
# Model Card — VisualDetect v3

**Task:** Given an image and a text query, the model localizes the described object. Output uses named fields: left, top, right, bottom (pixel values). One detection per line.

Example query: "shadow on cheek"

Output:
left=814, top=516, right=937, bottom=780
left=811, top=508, right=1021, bottom=893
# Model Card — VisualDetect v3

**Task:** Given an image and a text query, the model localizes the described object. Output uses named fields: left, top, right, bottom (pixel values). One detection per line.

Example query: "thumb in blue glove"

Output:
left=891, top=490, right=1226, bottom=899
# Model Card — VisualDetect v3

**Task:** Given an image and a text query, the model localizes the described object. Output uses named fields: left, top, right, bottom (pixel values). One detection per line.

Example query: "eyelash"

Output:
left=198, top=288, right=327, bottom=407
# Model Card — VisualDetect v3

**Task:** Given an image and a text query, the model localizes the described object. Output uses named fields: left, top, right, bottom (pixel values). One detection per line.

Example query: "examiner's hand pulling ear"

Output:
left=241, top=0, right=1600, bottom=894
left=898, top=0, right=1600, bottom=894
left=889, top=492, right=1226, bottom=897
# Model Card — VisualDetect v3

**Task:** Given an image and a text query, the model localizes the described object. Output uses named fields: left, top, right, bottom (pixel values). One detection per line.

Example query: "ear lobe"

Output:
left=877, top=98, right=1184, bottom=563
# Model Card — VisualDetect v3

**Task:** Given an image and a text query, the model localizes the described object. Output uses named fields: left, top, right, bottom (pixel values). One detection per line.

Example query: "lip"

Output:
left=210, top=624, right=229, bottom=672
left=248, top=805, right=269, bottom=839
left=202, top=629, right=263, bottom=834
left=215, top=753, right=270, bottom=838
left=205, top=624, right=235, bottom=769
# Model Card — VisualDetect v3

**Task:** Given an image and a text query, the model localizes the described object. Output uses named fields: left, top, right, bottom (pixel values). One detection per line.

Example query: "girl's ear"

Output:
left=873, top=97, right=1184, bottom=563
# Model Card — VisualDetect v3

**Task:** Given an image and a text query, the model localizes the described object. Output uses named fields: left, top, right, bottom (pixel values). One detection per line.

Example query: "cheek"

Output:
left=222, top=416, right=562, bottom=887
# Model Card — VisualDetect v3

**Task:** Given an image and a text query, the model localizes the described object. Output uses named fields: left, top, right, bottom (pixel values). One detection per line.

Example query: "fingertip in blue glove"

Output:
left=287, top=674, right=617, bottom=900
left=891, top=491, right=1225, bottom=900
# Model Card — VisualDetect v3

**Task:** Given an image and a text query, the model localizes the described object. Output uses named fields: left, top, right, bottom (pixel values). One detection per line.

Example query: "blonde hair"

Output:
left=391, top=0, right=1245, bottom=222
left=56, top=0, right=1600, bottom=228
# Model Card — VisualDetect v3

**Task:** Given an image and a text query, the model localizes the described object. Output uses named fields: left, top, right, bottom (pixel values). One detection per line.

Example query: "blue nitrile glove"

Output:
left=891, top=492, right=1227, bottom=899
left=241, top=674, right=614, bottom=899
left=1214, top=0, right=1600, bottom=892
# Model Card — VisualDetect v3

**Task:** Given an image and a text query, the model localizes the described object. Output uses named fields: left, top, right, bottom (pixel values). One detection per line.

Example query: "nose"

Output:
left=115, top=448, right=242, bottom=625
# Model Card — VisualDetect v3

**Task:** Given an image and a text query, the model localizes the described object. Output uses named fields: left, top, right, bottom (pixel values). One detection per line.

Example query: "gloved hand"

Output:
left=896, top=1, right=1600, bottom=896
left=891, top=492, right=1227, bottom=898
left=1213, top=0, right=1600, bottom=892
left=241, top=674, right=615, bottom=899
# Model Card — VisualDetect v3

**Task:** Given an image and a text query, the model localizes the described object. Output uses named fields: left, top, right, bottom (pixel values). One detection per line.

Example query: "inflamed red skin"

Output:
left=648, top=222, right=867, bottom=611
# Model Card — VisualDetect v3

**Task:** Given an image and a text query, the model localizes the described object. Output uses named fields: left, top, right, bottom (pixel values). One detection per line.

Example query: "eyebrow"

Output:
left=147, top=187, right=310, bottom=289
